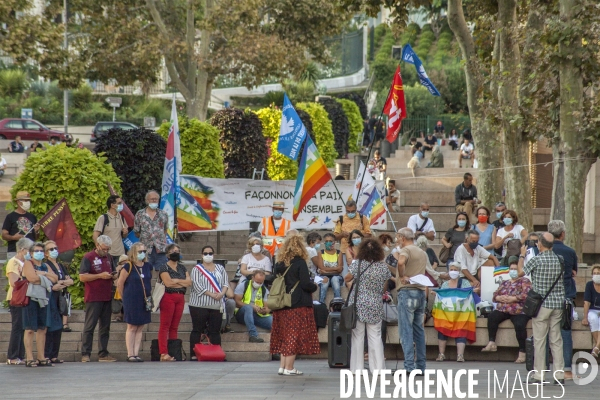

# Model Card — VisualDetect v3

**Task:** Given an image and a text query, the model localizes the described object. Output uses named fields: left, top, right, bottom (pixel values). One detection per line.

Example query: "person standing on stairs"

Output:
left=2, top=191, right=39, bottom=260
left=93, top=195, right=129, bottom=268
left=258, top=201, right=291, bottom=257
left=334, top=200, right=372, bottom=277
left=133, top=190, right=168, bottom=279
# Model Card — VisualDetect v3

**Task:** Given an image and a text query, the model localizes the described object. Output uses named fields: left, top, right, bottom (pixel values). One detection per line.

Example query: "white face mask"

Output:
left=251, top=244, right=261, bottom=254
left=20, top=201, right=31, bottom=211
left=593, top=275, right=600, bottom=284
left=449, top=270, right=460, bottom=280
left=383, top=246, right=390, bottom=252
left=252, top=281, right=262, bottom=289
left=202, top=255, right=213, bottom=263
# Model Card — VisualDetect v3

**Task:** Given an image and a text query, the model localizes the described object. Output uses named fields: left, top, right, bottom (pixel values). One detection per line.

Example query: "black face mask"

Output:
left=169, top=253, right=181, bottom=262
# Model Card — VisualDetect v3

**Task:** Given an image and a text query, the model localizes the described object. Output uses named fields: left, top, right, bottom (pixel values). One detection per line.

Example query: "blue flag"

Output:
left=278, top=94, right=307, bottom=160
left=401, top=44, right=441, bottom=96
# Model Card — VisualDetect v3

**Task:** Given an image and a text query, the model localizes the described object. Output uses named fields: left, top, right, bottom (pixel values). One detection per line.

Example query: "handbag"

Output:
left=561, top=298, right=574, bottom=331
left=438, top=246, right=450, bottom=264
left=111, top=298, right=123, bottom=314
left=523, top=269, right=562, bottom=318
left=10, top=278, right=29, bottom=307
left=383, top=301, right=398, bottom=324
left=150, top=338, right=186, bottom=361
left=58, top=292, right=69, bottom=316
left=151, top=281, right=165, bottom=312
left=194, top=337, right=226, bottom=361
left=340, top=261, right=373, bottom=331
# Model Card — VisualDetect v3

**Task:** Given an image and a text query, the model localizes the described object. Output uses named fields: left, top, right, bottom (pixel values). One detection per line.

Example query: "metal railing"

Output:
left=321, top=28, right=364, bottom=78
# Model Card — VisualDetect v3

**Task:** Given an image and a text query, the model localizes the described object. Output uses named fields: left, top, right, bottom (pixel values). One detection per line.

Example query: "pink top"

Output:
left=493, top=277, right=532, bottom=315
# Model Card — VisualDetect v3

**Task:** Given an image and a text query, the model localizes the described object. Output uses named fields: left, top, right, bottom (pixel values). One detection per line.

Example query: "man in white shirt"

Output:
left=454, top=230, right=499, bottom=293
left=458, top=139, right=475, bottom=168
left=407, top=202, right=436, bottom=241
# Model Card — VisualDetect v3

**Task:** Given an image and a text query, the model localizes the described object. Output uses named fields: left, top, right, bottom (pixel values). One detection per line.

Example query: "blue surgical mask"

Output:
left=149, top=203, right=159, bottom=210
left=24, top=252, right=31, bottom=261
left=496, top=212, right=503, bottom=219
left=457, top=220, right=467, bottom=228
left=503, top=218, right=513, bottom=226
left=421, top=211, right=429, bottom=218
left=117, top=204, right=124, bottom=212
left=314, top=243, right=321, bottom=250
left=352, top=238, right=362, bottom=246
left=49, top=249, right=59, bottom=259
left=347, top=212, right=357, bottom=219
left=325, top=242, right=334, bottom=250
left=33, top=251, right=44, bottom=261
left=137, top=251, right=146, bottom=261
left=273, top=210, right=283, bottom=218
left=509, top=270, right=519, bottom=279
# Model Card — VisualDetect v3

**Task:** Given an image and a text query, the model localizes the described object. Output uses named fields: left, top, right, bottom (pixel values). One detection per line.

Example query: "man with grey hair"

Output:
left=518, top=232, right=565, bottom=385
left=134, top=190, right=169, bottom=277
left=407, top=202, right=436, bottom=241
left=333, top=199, right=371, bottom=276
left=547, top=219, right=577, bottom=380
left=79, top=235, right=117, bottom=362
left=394, top=227, right=428, bottom=374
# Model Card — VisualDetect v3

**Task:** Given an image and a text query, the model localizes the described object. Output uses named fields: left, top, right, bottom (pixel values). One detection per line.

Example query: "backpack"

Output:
left=266, top=265, right=300, bottom=311
left=100, top=213, right=126, bottom=235
left=338, top=213, right=364, bottom=230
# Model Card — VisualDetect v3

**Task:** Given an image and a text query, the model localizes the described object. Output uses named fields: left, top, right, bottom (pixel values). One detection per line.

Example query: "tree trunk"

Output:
left=497, top=0, right=532, bottom=230
left=551, top=138, right=565, bottom=221
left=447, top=0, right=503, bottom=206
left=559, top=0, right=593, bottom=258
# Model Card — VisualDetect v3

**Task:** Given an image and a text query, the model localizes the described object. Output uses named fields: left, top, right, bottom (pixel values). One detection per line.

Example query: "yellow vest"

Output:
left=241, top=281, right=270, bottom=317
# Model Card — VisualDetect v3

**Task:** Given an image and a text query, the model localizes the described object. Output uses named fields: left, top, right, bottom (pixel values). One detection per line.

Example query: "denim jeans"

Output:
left=319, top=275, right=343, bottom=303
left=397, top=289, right=427, bottom=372
left=148, top=247, right=168, bottom=271
left=235, top=305, right=273, bottom=338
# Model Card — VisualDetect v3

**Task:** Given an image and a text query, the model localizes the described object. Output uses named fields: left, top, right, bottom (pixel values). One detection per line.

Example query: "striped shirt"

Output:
left=189, top=263, right=229, bottom=308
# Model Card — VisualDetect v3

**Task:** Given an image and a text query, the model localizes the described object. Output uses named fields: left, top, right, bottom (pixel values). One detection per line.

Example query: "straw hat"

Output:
left=15, top=191, right=31, bottom=201
left=272, top=201, right=286, bottom=209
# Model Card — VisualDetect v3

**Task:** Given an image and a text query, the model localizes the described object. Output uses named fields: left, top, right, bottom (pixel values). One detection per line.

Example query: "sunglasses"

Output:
left=33, top=250, right=44, bottom=253
left=46, top=247, right=58, bottom=252
left=203, top=252, right=214, bottom=256
left=137, top=250, right=147, bottom=254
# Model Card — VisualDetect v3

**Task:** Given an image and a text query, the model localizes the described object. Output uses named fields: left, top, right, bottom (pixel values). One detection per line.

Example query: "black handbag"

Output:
left=150, top=338, right=187, bottom=361
left=340, top=261, right=373, bottom=332
left=561, top=298, right=574, bottom=331
left=58, top=292, right=70, bottom=316
left=523, top=256, right=563, bottom=318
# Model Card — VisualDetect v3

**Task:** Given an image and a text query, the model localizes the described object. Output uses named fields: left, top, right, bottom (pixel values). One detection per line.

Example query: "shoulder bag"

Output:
left=522, top=255, right=564, bottom=318
left=340, top=260, right=373, bottom=331
left=266, top=264, right=299, bottom=311
left=151, top=267, right=167, bottom=312
left=438, top=246, right=450, bottom=264
left=10, top=264, right=29, bottom=307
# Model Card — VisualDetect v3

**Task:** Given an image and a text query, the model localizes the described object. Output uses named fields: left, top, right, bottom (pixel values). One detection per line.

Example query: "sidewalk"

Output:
left=0, top=359, right=596, bottom=399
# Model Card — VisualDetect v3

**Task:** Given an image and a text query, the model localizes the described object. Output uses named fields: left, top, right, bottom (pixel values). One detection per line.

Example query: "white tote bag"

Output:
left=151, top=281, right=165, bottom=312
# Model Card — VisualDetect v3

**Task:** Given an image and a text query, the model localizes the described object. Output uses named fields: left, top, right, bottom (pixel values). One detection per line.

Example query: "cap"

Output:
left=508, top=256, right=519, bottom=265
left=15, top=191, right=31, bottom=201
left=272, top=201, right=286, bottom=209
left=118, top=255, right=129, bottom=264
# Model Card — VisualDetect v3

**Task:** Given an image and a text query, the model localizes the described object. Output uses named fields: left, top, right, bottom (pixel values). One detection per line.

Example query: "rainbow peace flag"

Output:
left=293, top=135, right=332, bottom=221
left=180, top=176, right=220, bottom=228
left=494, top=266, right=509, bottom=276
left=359, top=188, right=386, bottom=226
left=176, top=188, right=213, bottom=231
left=432, top=288, right=477, bottom=343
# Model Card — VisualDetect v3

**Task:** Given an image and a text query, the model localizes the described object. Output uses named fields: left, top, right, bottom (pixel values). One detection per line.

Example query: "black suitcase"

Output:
left=150, top=339, right=186, bottom=361
left=328, top=311, right=351, bottom=368
left=313, top=302, right=329, bottom=329
left=525, top=336, right=534, bottom=371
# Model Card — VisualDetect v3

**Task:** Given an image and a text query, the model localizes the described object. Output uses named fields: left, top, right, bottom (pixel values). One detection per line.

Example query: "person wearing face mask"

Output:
left=234, top=270, right=272, bottom=343
left=258, top=201, right=292, bottom=257
left=43, top=240, right=73, bottom=364
left=407, top=202, right=436, bottom=241
left=305, top=232, right=324, bottom=278
left=157, top=244, right=191, bottom=361
left=494, top=209, right=528, bottom=259
left=79, top=235, right=118, bottom=363
left=491, top=202, right=507, bottom=256
left=482, top=256, right=532, bottom=363
left=134, top=190, right=169, bottom=278
left=93, top=195, right=129, bottom=267
left=582, top=266, right=600, bottom=358
left=435, top=261, right=472, bottom=362
left=317, top=233, right=343, bottom=303
left=441, top=212, right=471, bottom=264
left=117, top=242, right=153, bottom=361
left=334, top=200, right=372, bottom=276
left=453, top=230, right=499, bottom=293
left=240, top=238, right=273, bottom=284
left=2, top=191, right=40, bottom=260
left=345, top=229, right=364, bottom=271
left=474, top=206, right=497, bottom=251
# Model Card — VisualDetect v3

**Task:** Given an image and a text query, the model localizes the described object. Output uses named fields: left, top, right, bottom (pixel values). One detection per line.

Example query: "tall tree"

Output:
left=145, top=0, right=349, bottom=120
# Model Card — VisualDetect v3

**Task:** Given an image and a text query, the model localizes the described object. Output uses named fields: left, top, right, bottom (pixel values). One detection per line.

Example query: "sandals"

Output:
left=127, top=356, right=138, bottom=362
left=481, top=342, right=497, bottom=352
left=436, top=353, right=445, bottom=361
left=25, top=360, right=38, bottom=368
left=457, top=354, right=465, bottom=362
left=283, top=368, right=303, bottom=375
left=515, top=352, right=526, bottom=364
left=160, top=354, right=175, bottom=362
left=62, top=324, right=72, bottom=332
left=37, top=359, right=53, bottom=367
left=592, top=347, right=600, bottom=358
left=50, top=358, right=64, bottom=364
left=6, top=359, right=25, bottom=365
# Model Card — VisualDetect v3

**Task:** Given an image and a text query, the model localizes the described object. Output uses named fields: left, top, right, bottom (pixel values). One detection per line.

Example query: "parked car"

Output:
left=0, top=118, right=70, bottom=142
left=91, top=121, right=138, bottom=142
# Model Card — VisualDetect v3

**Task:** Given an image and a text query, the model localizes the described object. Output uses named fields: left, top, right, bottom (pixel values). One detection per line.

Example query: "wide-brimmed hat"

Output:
left=272, top=201, right=286, bottom=209
left=15, top=191, right=31, bottom=201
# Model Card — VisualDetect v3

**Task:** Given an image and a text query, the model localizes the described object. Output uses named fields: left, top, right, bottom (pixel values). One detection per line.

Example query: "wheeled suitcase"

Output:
left=525, top=336, right=534, bottom=371
left=328, top=311, right=351, bottom=368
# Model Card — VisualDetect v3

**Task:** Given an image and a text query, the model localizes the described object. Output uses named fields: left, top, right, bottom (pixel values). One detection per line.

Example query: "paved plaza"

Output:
left=1, top=359, right=598, bottom=399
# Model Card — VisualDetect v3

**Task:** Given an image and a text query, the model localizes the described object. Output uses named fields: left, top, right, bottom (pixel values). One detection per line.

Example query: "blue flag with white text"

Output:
left=278, top=94, right=307, bottom=160
left=402, top=44, right=441, bottom=96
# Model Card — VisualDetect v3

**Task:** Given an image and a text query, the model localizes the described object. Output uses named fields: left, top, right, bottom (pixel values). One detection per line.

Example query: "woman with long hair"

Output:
left=270, top=235, right=320, bottom=376
left=441, top=212, right=471, bottom=264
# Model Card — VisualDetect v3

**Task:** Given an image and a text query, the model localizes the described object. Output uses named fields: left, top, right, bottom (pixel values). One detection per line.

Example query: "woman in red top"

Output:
left=481, top=256, right=532, bottom=363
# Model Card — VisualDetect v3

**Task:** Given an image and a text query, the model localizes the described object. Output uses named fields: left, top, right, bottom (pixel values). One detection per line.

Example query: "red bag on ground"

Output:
left=194, top=340, right=225, bottom=362
left=10, top=279, right=29, bottom=307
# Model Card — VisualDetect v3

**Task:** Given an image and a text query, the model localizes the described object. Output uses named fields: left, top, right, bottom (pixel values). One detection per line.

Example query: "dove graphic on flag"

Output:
left=402, top=44, right=441, bottom=96
left=278, top=94, right=307, bottom=160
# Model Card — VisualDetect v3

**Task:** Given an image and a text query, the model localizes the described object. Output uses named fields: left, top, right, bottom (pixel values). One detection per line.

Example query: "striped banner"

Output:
left=432, top=287, right=477, bottom=343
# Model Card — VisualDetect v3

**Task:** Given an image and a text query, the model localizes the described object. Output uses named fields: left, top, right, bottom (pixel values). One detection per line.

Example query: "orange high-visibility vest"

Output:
left=261, top=217, right=291, bottom=256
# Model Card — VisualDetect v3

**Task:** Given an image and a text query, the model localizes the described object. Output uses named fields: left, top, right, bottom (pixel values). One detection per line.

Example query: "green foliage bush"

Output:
left=210, top=108, right=267, bottom=178
left=335, top=92, right=368, bottom=120
left=10, top=145, right=122, bottom=309
left=255, top=106, right=298, bottom=181
left=72, top=84, right=93, bottom=110
left=336, top=98, right=362, bottom=153
left=404, top=84, right=445, bottom=116
left=0, top=69, right=29, bottom=97
left=296, top=102, right=337, bottom=167
left=157, top=117, right=225, bottom=179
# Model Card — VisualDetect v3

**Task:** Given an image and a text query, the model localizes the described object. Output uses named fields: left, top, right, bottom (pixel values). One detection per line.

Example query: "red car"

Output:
left=0, top=118, right=70, bottom=141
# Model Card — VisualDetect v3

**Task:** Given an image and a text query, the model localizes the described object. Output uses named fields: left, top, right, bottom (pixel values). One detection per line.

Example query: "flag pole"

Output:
left=328, top=176, right=347, bottom=208
left=173, top=154, right=179, bottom=244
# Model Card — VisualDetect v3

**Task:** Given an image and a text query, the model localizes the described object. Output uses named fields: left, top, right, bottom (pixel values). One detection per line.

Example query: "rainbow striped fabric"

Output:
left=432, top=288, right=477, bottom=343
left=293, top=135, right=332, bottom=221
left=178, top=176, right=216, bottom=231
left=494, top=266, right=510, bottom=276
left=358, top=188, right=386, bottom=226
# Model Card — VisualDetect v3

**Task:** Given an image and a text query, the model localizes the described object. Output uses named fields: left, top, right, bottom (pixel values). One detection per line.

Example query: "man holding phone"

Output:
left=234, top=270, right=272, bottom=343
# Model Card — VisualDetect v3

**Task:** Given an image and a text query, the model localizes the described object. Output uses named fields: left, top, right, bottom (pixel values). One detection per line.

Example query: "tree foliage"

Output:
left=157, top=117, right=225, bottom=179
left=336, top=98, right=362, bottom=153
left=255, top=106, right=298, bottom=181
left=94, top=127, right=166, bottom=212
left=318, top=97, right=350, bottom=159
left=10, top=145, right=122, bottom=308
left=335, top=92, right=368, bottom=120
left=210, top=108, right=268, bottom=179
left=296, top=102, right=337, bottom=167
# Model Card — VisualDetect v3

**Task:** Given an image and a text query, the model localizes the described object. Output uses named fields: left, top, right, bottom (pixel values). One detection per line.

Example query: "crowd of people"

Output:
left=2, top=184, right=594, bottom=383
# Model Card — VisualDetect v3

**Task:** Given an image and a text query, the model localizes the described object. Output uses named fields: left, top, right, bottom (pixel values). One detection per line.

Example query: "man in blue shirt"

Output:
left=548, top=220, right=577, bottom=380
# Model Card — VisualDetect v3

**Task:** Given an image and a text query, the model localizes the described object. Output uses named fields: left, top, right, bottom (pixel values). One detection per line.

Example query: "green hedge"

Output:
left=255, top=106, right=298, bottom=181
left=336, top=98, right=362, bottom=153
left=296, top=102, right=337, bottom=167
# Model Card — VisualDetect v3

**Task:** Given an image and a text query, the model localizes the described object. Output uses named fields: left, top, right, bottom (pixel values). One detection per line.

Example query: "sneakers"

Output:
left=81, top=355, right=90, bottom=363
left=436, top=353, right=445, bottom=361
left=98, top=355, right=117, bottom=362
left=278, top=368, right=284, bottom=375
left=249, top=336, right=264, bottom=343
left=283, top=368, right=303, bottom=375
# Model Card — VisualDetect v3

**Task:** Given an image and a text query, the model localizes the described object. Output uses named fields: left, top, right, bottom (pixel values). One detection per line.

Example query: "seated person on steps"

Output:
left=234, top=270, right=272, bottom=343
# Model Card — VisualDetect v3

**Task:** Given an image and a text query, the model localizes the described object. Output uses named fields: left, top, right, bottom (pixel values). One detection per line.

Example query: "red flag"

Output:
left=39, top=198, right=82, bottom=252
left=107, top=182, right=135, bottom=227
left=382, top=65, right=407, bottom=143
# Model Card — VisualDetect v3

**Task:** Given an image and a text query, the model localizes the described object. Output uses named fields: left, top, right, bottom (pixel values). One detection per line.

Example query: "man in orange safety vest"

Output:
left=257, top=201, right=291, bottom=256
